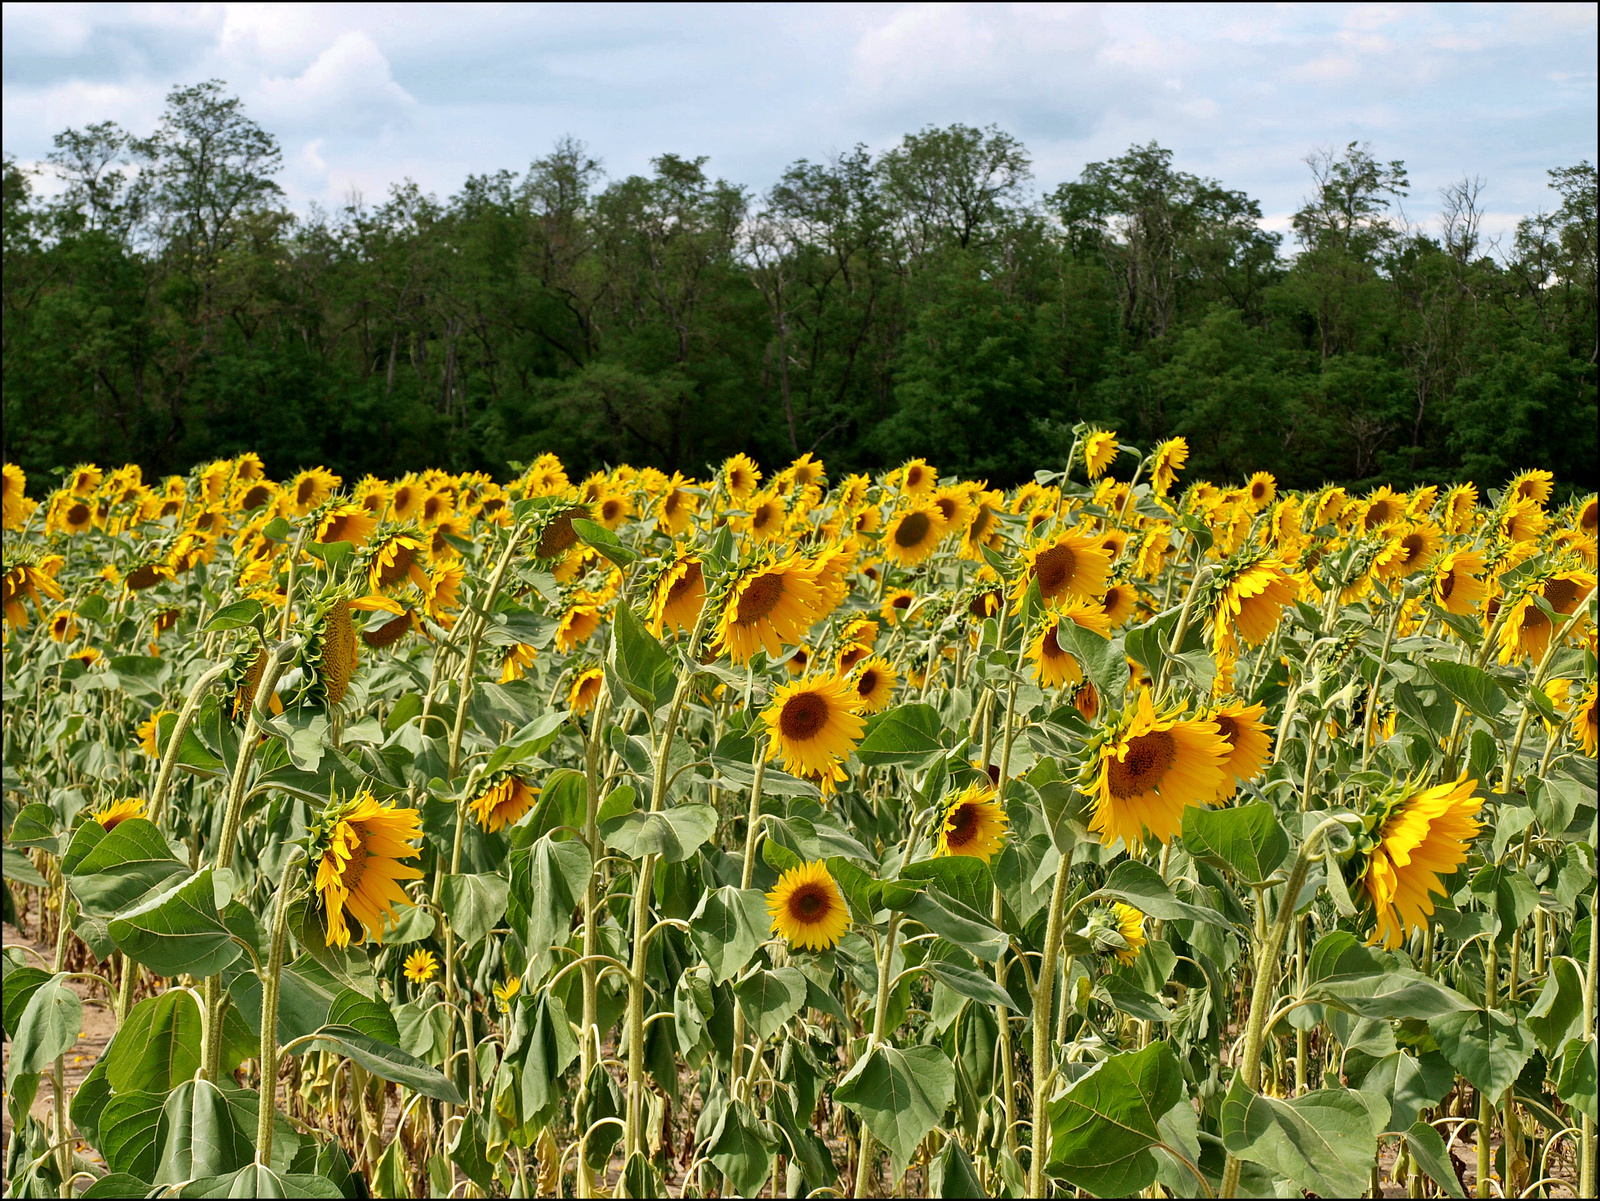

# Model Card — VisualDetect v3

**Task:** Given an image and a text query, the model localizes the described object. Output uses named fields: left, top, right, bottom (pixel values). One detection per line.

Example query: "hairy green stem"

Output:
left=149, top=660, right=232, bottom=827
left=854, top=912, right=904, bottom=1199
left=1029, top=864, right=1075, bottom=1197
left=255, top=849, right=305, bottom=1165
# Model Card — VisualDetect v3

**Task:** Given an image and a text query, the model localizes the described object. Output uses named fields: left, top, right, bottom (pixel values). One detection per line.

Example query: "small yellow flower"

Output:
left=404, top=948, right=439, bottom=985
left=494, top=977, right=522, bottom=1010
left=766, top=860, right=851, bottom=951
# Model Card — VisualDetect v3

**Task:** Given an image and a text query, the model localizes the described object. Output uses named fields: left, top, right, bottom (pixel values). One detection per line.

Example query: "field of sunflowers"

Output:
left=1, top=431, right=1595, bottom=1199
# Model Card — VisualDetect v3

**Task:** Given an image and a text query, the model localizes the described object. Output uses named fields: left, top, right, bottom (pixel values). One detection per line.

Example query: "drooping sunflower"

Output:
left=1540, top=569, right=1596, bottom=618
left=314, top=503, right=377, bottom=548
left=1575, top=682, right=1598, bottom=756
left=766, top=860, right=851, bottom=951
left=1087, top=690, right=1231, bottom=849
left=367, top=533, right=430, bottom=595
left=90, top=797, right=147, bottom=831
left=1443, top=483, right=1479, bottom=534
left=500, top=643, right=538, bottom=683
left=655, top=473, right=698, bottom=537
left=882, top=506, right=945, bottom=567
left=1360, top=776, right=1483, bottom=949
left=1208, top=701, right=1271, bottom=799
left=1508, top=468, right=1554, bottom=507
left=961, top=490, right=1005, bottom=560
left=1431, top=551, right=1487, bottom=615
left=569, top=666, right=605, bottom=715
left=851, top=657, right=898, bottom=713
left=404, top=949, right=439, bottom=985
left=313, top=792, right=424, bottom=948
left=764, top=674, right=866, bottom=777
left=47, top=609, right=78, bottom=642
left=935, top=783, right=1009, bottom=862
left=1498, top=499, right=1549, bottom=545
left=232, top=647, right=286, bottom=721
left=302, top=596, right=359, bottom=707
left=1210, top=555, right=1297, bottom=653
left=649, top=551, right=706, bottom=636
left=1012, top=533, right=1113, bottom=613
left=1391, top=523, right=1442, bottom=576
left=1150, top=437, right=1188, bottom=497
left=1082, top=429, right=1119, bottom=479
left=69, top=463, right=104, bottom=496
left=1358, top=486, right=1406, bottom=533
left=723, top=453, right=762, bottom=500
left=2, top=557, right=65, bottom=627
left=469, top=774, right=541, bottom=834
left=1105, top=903, right=1147, bottom=966
left=716, top=556, right=822, bottom=664
left=494, top=978, right=522, bottom=1010
left=1099, top=582, right=1139, bottom=627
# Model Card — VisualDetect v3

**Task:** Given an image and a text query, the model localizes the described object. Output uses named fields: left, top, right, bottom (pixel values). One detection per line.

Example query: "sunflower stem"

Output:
left=1359, top=591, right=1408, bottom=771
left=854, top=911, right=903, bottom=1199
left=255, top=848, right=304, bottom=1166
left=992, top=675, right=1021, bottom=1160
left=148, top=660, right=231, bottom=829
left=1155, top=545, right=1209, bottom=701
left=1219, top=816, right=1345, bottom=1199
left=729, top=736, right=769, bottom=1089
left=576, top=685, right=612, bottom=1200
left=278, top=525, right=309, bottom=639
left=1029, top=862, right=1074, bottom=1198
left=1578, top=882, right=1598, bottom=1197
left=1477, top=935, right=1498, bottom=1197
left=202, top=637, right=296, bottom=1081
left=446, top=519, right=530, bottom=780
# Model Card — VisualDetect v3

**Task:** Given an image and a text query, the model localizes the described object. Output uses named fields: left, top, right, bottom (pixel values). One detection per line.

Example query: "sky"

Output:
left=3, top=2, right=1596, bottom=244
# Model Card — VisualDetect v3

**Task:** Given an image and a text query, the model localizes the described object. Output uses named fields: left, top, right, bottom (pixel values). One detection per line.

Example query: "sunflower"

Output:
left=836, top=641, right=872, bottom=674
left=655, top=473, right=698, bottom=537
left=470, top=774, right=541, bottom=834
left=935, top=783, right=1009, bottom=862
left=403, top=949, right=439, bottom=985
left=723, top=453, right=762, bottom=500
left=1209, top=701, right=1271, bottom=799
left=1358, top=486, right=1406, bottom=533
left=1151, top=437, right=1188, bottom=497
left=764, top=674, right=866, bottom=777
left=1012, top=533, right=1113, bottom=613
left=1442, top=483, right=1479, bottom=534
left=137, top=710, right=172, bottom=757
left=880, top=588, right=916, bottom=626
left=1107, top=904, right=1147, bottom=966
left=1575, top=682, right=1598, bottom=756
left=961, top=491, right=1005, bottom=559
left=1083, top=429, right=1118, bottom=479
left=851, top=505, right=883, bottom=536
left=68, top=464, right=103, bottom=496
left=2, top=464, right=30, bottom=530
left=285, top=467, right=341, bottom=517
left=1498, top=499, right=1549, bottom=545
left=1361, top=777, right=1483, bottom=949
left=1312, top=487, right=1349, bottom=530
left=783, top=452, right=825, bottom=499
left=47, top=609, right=78, bottom=642
left=500, top=643, right=538, bottom=683
left=2, top=559, right=65, bottom=627
left=1431, top=551, right=1487, bottom=615
left=1088, top=690, right=1231, bottom=849
left=555, top=603, right=602, bottom=653
left=883, top=506, right=945, bottom=567
left=1578, top=495, right=1599, bottom=539
left=569, top=666, right=605, bottom=715
left=233, top=648, right=286, bottom=720
left=742, top=491, right=787, bottom=542
left=1540, top=569, right=1596, bottom=617
left=1133, top=525, right=1174, bottom=580
left=1243, top=472, right=1276, bottom=512
left=1210, top=556, right=1296, bottom=653
left=90, top=797, right=146, bottom=831
left=899, top=458, right=936, bottom=496
left=1508, top=469, right=1554, bottom=507
left=367, top=533, right=430, bottom=594
left=1071, top=680, right=1100, bottom=722
left=423, top=565, right=465, bottom=629
left=522, top=453, right=571, bottom=497
left=767, top=860, right=851, bottom=951
left=851, top=657, right=898, bottom=713
left=644, top=552, right=703, bottom=638
left=716, top=555, right=822, bottom=664
left=1099, top=582, right=1139, bottom=627
left=313, top=793, right=424, bottom=948
left=1028, top=602, right=1112, bottom=688
left=494, top=978, right=522, bottom=1010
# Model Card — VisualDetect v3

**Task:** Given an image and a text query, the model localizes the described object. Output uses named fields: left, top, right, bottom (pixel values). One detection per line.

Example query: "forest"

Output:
left=3, top=80, right=1596, bottom=494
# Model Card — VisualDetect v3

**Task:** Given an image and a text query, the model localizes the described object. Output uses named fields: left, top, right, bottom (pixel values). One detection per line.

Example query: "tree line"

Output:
left=3, top=80, right=1595, bottom=493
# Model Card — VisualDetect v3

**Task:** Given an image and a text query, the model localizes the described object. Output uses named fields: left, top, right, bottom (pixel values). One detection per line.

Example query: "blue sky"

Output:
left=3, top=3, right=1595, bottom=243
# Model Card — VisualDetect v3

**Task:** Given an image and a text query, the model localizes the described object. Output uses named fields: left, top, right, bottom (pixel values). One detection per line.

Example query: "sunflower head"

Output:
left=310, top=791, right=424, bottom=948
left=715, top=554, right=822, bottom=664
left=527, top=500, right=593, bottom=562
left=90, top=797, right=147, bottom=831
left=647, top=549, right=706, bottom=636
left=494, top=977, right=523, bottom=1010
left=764, top=674, right=866, bottom=777
left=1013, top=533, right=1113, bottom=614
left=935, top=783, right=1008, bottom=862
left=469, top=773, right=541, bottom=834
left=299, top=593, right=359, bottom=708
left=404, top=948, right=439, bottom=985
left=1085, top=903, right=1147, bottom=966
left=1151, top=438, right=1188, bottom=497
left=883, top=505, right=945, bottom=567
left=1356, top=776, right=1482, bottom=949
left=1082, top=429, right=1119, bottom=479
left=137, top=710, right=173, bottom=758
left=1086, top=689, right=1231, bottom=849
left=767, top=860, right=851, bottom=950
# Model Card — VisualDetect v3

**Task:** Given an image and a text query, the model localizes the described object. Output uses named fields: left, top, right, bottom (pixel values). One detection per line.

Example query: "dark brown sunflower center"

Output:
left=1251, top=481, right=1267, bottom=500
left=1399, top=534, right=1425, bottom=565
left=342, top=833, right=370, bottom=891
left=891, top=594, right=912, bottom=610
left=127, top=565, right=161, bottom=590
left=667, top=561, right=703, bottom=604
left=1213, top=714, right=1239, bottom=748
left=752, top=503, right=777, bottom=529
left=67, top=503, right=91, bottom=525
left=378, top=545, right=415, bottom=587
left=1107, top=730, right=1176, bottom=798
left=737, top=572, right=784, bottom=621
left=1581, top=501, right=1598, bottom=534
left=780, top=692, right=829, bottom=741
left=934, top=497, right=958, bottom=522
left=1542, top=578, right=1581, bottom=612
left=1042, top=624, right=1064, bottom=658
left=297, top=477, right=317, bottom=505
left=905, top=467, right=924, bottom=488
left=1439, top=570, right=1457, bottom=600
left=946, top=803, right=980, bottom=847
left=1366, top=500, right=1393, bottom=527
left=894, top=512, right=931, bottom=547
left=1034, top=545, right=1076, bottom=596
left=857, top=668, right=880, bottom=696
left=839, top=644, right=869, bottom=671
left=1521, top=604, right=1550, bottom=631
left=790, top=886, right=828, bottom=920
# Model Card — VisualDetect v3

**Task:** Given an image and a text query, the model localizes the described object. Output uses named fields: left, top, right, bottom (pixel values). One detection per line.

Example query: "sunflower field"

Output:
left=0, top=436, right=1595, bottom=1200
